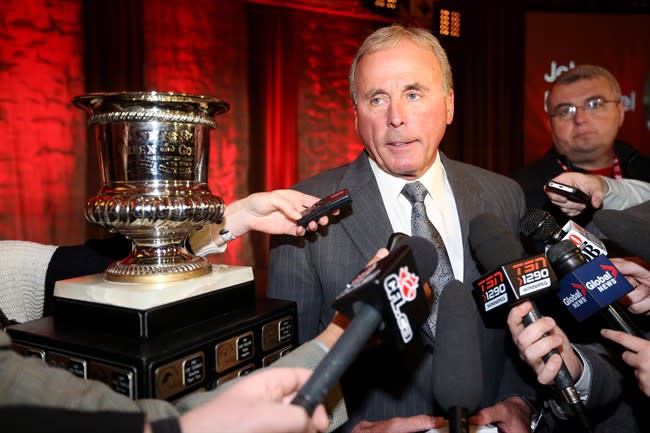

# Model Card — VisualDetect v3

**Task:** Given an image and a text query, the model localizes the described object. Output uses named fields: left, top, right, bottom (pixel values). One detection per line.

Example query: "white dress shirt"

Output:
left=368, top=153, right=464, bottom=281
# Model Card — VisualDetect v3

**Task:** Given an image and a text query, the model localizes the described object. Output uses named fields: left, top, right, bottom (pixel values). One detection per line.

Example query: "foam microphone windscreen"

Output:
left=469, top=213, right=526, bottom=270
left=593, top=202, right=650, bottom=263
left=432, top=280, right=484, bottom=414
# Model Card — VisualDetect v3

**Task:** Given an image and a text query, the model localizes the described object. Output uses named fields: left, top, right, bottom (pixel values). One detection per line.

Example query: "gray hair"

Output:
left=546, top=64, right=622, bottom=111
left=349, top=24, right=453, bottom=106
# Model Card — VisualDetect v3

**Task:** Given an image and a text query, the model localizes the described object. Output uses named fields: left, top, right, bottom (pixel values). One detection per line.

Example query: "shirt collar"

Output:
left=368, top=152, right=443, bottom=200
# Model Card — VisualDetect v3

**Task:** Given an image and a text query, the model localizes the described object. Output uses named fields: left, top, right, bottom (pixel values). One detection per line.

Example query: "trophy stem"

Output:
left=106, top=239, right=210, bottom=283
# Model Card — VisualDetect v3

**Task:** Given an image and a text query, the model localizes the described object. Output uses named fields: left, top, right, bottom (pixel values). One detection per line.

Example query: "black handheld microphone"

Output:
left=291, top=236, right=438, bottom=414
left=521, top=208, right=607, bottom=260
left=432, top=280, right=483, bottom=433
left=469, top=213, right=590, bottom=431
left=524, top=209, right=643, bottom=336
left=546, top=240, right=643, bottom=338
left=593, top=205, right=650, bottom=263
left=470, top=213, right=559, bottom=321
left=386, top=232, right=409, bottom=251
left=520, top=207, right=566, bottom=244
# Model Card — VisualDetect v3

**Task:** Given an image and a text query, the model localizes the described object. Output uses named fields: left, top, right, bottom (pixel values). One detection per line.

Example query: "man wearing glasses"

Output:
left=514, top=64, right=650, bottom=432
left=515, top=64, right=650, bottom=229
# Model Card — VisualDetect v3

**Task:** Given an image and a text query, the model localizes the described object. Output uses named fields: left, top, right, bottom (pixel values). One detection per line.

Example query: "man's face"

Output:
left=547, top=76, right=624, bottom=166
left=353, top=39, right=454, bottom=180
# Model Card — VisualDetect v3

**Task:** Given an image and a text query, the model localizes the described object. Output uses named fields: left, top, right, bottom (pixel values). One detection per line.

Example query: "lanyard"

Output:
left=556, top=153, right=622, bottom=179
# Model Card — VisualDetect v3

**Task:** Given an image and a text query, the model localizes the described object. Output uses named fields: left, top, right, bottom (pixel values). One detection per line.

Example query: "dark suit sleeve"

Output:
left=489, top=332, right=539, bottom=399
left=577, top=342, right=624, bottom=409
left=43, top=236, right=132, bottom=316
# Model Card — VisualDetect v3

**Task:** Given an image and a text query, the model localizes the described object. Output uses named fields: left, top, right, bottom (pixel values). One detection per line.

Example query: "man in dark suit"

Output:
left=268, top=24, right=540, bottom=433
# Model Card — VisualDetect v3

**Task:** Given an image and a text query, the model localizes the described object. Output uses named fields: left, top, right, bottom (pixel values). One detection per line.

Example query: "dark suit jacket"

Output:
left=268, top=151, right=538, bottom=432
left=540, top=342, right=646, bottom=433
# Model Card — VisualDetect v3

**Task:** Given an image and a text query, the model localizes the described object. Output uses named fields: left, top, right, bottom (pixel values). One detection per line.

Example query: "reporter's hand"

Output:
left=472, top=396, right=531, bottom=433
left=507, top=301, right=582, bottom=384
left=224, top=189, right=337, bottom=237
left=545, top=172, right=606, bottom=216
left=601, top=328, right=650, bottom=397
left=350, top=415, right=444, bottom=433
left=316, top=247, right=390, bottom=349
left=611, top=257, right=650, bottom=315
left=179, top=367, right=329, bottom=433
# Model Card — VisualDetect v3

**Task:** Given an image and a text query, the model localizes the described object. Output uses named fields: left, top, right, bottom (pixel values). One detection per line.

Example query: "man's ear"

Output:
left=446, top=90, right=455, bottom=124
left=617, top=100, right=625, bottom=127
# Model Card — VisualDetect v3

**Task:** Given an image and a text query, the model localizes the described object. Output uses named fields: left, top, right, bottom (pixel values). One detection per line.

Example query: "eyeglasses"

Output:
left=548, top=96, right=620, bottom=120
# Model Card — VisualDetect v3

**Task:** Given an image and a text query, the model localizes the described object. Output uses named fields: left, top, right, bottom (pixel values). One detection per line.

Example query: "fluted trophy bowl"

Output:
left=73, top=91, right=229, bottom=283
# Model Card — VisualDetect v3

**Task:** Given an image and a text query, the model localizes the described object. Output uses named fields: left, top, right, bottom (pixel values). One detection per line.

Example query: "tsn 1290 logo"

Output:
left=474, top=269, right=509, bottom=311
left=509, top=256, right=553, bottom=296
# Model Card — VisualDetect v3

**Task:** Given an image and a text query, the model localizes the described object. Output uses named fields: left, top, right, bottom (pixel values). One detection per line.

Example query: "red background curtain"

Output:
left=1, top=0, right=648, bottom=276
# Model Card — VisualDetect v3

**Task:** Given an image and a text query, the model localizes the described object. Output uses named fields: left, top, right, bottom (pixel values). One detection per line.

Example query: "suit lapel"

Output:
left=439, top=153, right=489, bottom=282
left=338, top=152, right=394, bottom=262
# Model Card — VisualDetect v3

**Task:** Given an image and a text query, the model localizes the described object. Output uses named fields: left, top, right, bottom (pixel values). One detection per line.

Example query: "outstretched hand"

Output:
left=600, top=328, right=650, bottom=397
left=179, top=367, right=330, bottom=433
left=472, top=396, right=531, bottom=433
left=544, top=172, right=606, bottom=216
left=225, top=189, right=337, bottom=237
left=611, top=257, right=650, bottom=315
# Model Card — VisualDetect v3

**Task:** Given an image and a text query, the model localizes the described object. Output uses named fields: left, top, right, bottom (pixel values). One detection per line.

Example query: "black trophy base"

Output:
left=7, top=297, right=297, bottom=402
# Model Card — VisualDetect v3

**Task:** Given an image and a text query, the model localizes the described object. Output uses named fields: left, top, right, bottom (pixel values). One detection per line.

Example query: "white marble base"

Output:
left=53, top=264, right=254, bottom=310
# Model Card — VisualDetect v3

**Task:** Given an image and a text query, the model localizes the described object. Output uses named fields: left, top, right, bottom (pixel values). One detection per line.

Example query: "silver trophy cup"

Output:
left=73, top=91, right=229, bottom=283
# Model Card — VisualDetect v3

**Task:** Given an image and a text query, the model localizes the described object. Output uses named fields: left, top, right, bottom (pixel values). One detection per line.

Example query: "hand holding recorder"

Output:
left=544, top=173, right=609, bottom=216
left=297, top=188, right=352, bottom=228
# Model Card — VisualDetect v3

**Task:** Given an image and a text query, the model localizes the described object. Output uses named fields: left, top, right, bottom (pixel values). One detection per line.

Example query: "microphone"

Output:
left=523, top=209, right=643, bottom=336
left=386, top=232, right=409, bottom=250
left=432, top=280, right=483, bottom=433
left=520, top=208, right=566, bottom=244
left=470, top=214, right=558, bottom=319
left=593, top=205, right=650, bottom=263
left=469, top=213, right=590, bottom=431
left=545, top=240, right=643, bottom=338
left=291, top=236, right=438, bottom=414
left=521, top=208, right=607, bottom=260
